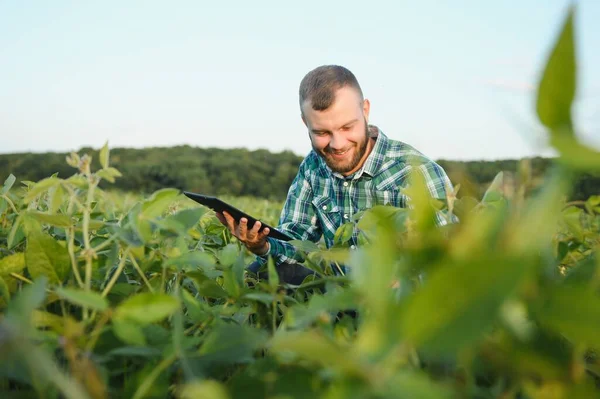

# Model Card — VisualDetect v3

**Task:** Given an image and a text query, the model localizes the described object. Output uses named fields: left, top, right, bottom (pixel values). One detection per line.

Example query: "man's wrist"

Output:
left=255, top=241, right=270, bottom=257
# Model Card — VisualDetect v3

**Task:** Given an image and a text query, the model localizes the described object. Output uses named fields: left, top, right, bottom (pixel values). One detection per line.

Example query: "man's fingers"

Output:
left=238, top=218, right=248, bottom=239
left=249, top=220, right=261, bottom=236
left=215, top=212, right=226, bottom=225
left=256, top=226, right=270, bottom=241
left=222, top=212, right=237, bottom=234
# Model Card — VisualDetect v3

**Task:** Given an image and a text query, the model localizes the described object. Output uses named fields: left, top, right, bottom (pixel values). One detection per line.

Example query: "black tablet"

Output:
left=183, top=191, right=293, bottom=242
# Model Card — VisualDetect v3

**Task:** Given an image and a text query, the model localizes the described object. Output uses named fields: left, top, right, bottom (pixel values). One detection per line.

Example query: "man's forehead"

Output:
left=302, top=88, right=363, bottom=124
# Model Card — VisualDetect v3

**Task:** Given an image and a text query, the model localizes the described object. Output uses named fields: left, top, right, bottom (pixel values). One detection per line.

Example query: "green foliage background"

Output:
left=0, top=5, right=599, bottom=399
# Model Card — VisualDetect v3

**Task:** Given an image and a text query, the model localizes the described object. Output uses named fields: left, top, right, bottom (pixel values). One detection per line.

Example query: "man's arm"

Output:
left=255, top=164, right=323, bottom=266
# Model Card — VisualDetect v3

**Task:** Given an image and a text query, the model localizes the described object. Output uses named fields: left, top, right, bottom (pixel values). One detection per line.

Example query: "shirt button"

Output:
left=350, top=245, right=356, bottom=250
left=343, top=181, right=349, bottom=187
left=322, top=205, right=327, bottom=210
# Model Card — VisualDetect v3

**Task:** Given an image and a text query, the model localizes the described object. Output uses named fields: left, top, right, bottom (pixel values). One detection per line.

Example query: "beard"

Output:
left=313, top=119, right=370, bottom=174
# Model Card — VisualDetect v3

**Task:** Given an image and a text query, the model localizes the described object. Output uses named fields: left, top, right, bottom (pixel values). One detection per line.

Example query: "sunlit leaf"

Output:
left=99, top=141, right=109, bottom=169
left=1, top=174, right=16, bottom=195
left=536, top=5, right=575, bottom=131
left=23, top=177, right=61, bottom=203
left=401, top=256, right=530, bottom=354
left=26, top=211, right=73, bottom=228
left=56, top=287, right=109, bottom=311
left=25, top=230, right=70, bottom=284
left=115, top=293, right=179, bottom=324
left=113, top=319, right=147, bottom=346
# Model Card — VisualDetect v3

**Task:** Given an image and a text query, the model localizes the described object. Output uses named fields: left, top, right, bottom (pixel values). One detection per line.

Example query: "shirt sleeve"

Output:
left=255, top=163, right=323, bottom=266
left=416, top=161, right=460, bottom=226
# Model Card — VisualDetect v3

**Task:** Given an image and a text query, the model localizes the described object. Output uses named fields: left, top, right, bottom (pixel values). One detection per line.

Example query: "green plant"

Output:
left=1, top=5, right=599, bottom=399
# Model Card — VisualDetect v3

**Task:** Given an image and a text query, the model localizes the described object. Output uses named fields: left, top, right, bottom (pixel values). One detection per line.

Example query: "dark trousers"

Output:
left=247, top=260, right=316, bottom=285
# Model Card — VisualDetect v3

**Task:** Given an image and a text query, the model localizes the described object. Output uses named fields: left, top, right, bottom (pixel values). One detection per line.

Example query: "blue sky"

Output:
left=1, top=1, right=598, bottom=161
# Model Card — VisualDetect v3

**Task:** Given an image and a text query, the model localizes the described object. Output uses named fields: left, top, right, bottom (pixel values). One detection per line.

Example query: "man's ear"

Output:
left=301, top=112, right=307, bottom=127
left=363, top=98, right=371, bottom=123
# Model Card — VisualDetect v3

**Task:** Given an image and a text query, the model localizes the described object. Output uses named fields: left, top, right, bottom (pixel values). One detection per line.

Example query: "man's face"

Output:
left=302, top=86, right=372, bottom=176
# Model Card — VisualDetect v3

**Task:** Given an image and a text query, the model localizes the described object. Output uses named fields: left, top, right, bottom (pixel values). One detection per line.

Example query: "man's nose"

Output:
left=329, top=133, right=346, bottom=151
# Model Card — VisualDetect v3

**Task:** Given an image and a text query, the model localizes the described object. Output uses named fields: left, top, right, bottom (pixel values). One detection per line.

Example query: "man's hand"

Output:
left=215, top=211, right=271, bottom=256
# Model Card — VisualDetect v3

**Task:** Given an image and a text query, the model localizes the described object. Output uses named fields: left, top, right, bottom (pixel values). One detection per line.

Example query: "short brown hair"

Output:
left=299, top=65, right=363, bottom=111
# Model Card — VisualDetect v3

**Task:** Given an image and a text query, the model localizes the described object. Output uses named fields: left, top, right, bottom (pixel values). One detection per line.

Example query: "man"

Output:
left=217, top=65, right=455, bottom=284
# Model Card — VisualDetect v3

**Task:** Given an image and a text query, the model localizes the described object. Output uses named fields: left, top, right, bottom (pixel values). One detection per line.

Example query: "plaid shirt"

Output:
left=257, top=125, right=455, bottom=267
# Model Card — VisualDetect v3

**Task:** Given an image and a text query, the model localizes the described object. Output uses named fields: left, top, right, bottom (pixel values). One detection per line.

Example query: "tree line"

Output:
left=0, top=146, right=597, bottom=200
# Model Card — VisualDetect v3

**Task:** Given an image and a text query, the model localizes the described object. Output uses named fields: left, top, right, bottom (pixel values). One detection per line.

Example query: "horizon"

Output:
left=1, top=1, right=599, bottom=161
left=0, top=141, right=561, bottom=164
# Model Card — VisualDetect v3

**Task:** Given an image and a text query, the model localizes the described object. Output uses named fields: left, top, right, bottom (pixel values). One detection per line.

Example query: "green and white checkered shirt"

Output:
left=258, top=125, right=456, bottom=267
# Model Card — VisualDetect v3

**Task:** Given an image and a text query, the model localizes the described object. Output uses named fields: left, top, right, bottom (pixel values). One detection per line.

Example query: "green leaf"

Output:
left=1, top=174, right=16, bottom=195
left=66, top=174, right=87, bottom=188
left=25, top=230, right=70, bottom=284
left=134, top=188, right=180, bottom=242
left=267, top=256, right=279, bottom=289
left=333, top=222, right=354, bottom=245
left=113, top=319, right=147, bottom=346
left=289, top=239, right=320, bottom=253
left=482, top=172, right=505, bottom=202
left=401, top=256, right=530, bottom=355
left=179, top=380, right=230, bottom=399
left=219, top=243, right=239, bottom=267
left=549, top=134, right=600, bottom=171
left=31, top=309, right=71, bottom=333
left=270, top=331, right=364, bottom=376
left=165, top=252, right=217, bottom=272
left=141, top=188, right=180, bottom=219
left=106, top=346, right=162, bottom=358
left=26, top=211, right=73, bottom=228
left=167, top=207, right=207, bottom=231
left=99, top=141, right=109, bottom=169
left=384, top=371, right=453, bottom=399
left=198, top=323, right=268, bottom=364
left=23, top=177, right=62, bottom=204
left=5, top=276, right=48, bottom=327
left=56, top=287, right=109, bottom=311
left=286, top=288, right=356, bottom=329
left=0, top=276, right=10, bottom=303
left=97, top=167, right=122, bottom=183
left=7, top=215, right=25, bottom=249
left=536, top=5, right=575, bottom=131
left=0, top=252, right=26, bottom=277
left=242, top=292, right=276, bottom=305
left=48, top=183, right=65, bottom=214
left=536, top=286, right=600, bottom=347
left=222, top=253, right=245, bottom=299
left=192, top=278, right=228, bottom=299
left=181, top=289, right=210, bottom=323
left=115, top=293, right=179, bottom=324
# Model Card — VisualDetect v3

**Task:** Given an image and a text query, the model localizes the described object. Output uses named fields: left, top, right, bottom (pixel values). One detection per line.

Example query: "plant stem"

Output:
left=10, top=272, right=33, bottom=284
left=82, top=176, right=97, bottom=321
left=85, top=310, right=112, bottom=353
left=90, top=233, right=117, bottom=254
left=128, top=253, right=155, bottom=293
left=272, top=299, right=277, bottom=334
left=67, top=227, right=84, bottom=288
left=1, top=194, right=19, bottom=214
left=132, top=354, right=177, bottom=399
left=83, top=180, right=96, bottom=291
left=101, top=247, right=130, bottom=297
